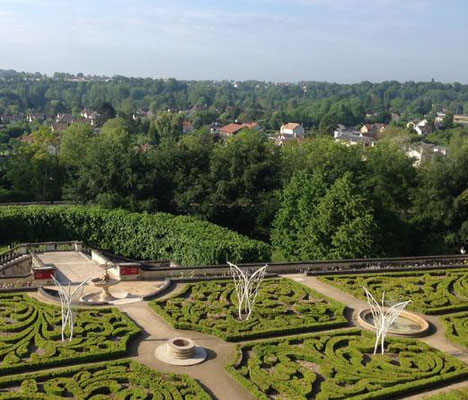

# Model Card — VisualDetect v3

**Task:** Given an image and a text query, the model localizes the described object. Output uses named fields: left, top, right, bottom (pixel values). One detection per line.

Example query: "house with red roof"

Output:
left=280, top=123, right=304, bottom=137
left=219, top=122, right=260, bottom=137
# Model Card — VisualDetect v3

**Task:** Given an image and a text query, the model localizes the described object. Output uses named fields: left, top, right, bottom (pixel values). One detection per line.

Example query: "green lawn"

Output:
left=150, top=278, right=347, bottom=341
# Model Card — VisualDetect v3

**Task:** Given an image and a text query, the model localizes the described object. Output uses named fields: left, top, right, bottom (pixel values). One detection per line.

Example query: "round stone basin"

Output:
left=358, top=308, right=430, bottom=337
left=86, top=277, right=121, bottom=302
left=88, top=278, right=120, bottom=288
left=155, top=337, right=207, bottom=366
left=167, top=337, right=195, bottom=359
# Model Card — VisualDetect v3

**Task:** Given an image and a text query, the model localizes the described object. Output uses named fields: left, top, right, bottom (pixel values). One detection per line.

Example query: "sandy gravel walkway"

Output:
left=119, top=287, right=254, bottom=400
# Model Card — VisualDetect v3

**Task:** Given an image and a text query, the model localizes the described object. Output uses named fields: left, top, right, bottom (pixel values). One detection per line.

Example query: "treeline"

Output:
left=0, top=118, right=466, bottom=259
left=2, top=70, right=468, bottom=131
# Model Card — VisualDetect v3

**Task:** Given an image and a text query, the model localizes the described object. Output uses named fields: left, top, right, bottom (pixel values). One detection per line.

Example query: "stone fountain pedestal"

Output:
left=80, top=262, right=124, bottom=304
left=155, top=337, right=207, bottom=366
left=87, top=277, right=121, bottom=302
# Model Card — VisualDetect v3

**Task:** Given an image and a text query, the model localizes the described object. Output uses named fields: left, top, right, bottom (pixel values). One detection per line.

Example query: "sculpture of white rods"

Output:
left=363, top=287, right=411, bottom=355
left=228, top=262, right=267, bottom=321
left=52, top=277, right=89, bottom=342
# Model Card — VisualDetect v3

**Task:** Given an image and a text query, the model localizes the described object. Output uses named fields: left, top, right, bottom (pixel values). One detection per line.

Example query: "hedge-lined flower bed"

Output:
left=441, top=312, right=468, bottom=349
left=0, top=205, right=270, bottom=266
left=319, top=269, right=468, bottom=314
left=0, top=293, right=140, bottom=374
left=0, top=359, right=211, bottom=399
left=150, top=278, right=347, bottom=341
left=227, top=328, right=468, bottom=400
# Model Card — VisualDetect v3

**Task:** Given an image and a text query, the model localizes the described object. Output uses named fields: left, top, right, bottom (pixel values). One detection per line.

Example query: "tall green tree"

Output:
left=204, top=130, right=281, bottom=239
left=411, top=136, right=468, bottom=253
left=272, top=172, right=377, bottom=260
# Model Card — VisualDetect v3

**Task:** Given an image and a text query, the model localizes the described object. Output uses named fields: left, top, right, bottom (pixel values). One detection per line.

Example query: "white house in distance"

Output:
left=360, top=123, right=386, bottom=137
left=334, top=125, right=376, bottom=147
left=407, top=119, right=432, bottom=135
left=406, top=143, right=447, bottom=166
left=280, top=123, right=305, bottom=137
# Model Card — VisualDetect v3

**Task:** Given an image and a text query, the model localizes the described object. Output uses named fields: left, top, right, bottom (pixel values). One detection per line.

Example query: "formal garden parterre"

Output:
left=0, top=292, right=213, bottom=398
left=227, top=328, right=468, bottom=400
left=0, top=293, right=140, bottom=374
left=440, top=312, right=468, bottom=349
left=0, top=269, right=467, bottom=399
left=150, top=278, right=348, bottom=341
left=0, top=359, right=211, bottom=399
left=319, top=269, right=468, bottom=315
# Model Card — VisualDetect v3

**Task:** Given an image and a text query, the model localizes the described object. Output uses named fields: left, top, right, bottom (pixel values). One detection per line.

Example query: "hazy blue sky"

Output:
left=1, top=0, right=467, bottom=82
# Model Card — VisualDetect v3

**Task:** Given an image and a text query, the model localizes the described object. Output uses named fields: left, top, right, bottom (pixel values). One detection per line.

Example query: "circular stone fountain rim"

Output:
left=88, top=277, right=121, bottom=286
left=155, top=337, right=207, bottom=366
left=168, top=337, right=195, bottom=350
left=358, top=308, right=430, bottom=337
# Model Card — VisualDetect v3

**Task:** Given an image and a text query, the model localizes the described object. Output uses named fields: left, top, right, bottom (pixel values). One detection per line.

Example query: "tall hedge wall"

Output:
left=0, top=206, right=271, bottom=266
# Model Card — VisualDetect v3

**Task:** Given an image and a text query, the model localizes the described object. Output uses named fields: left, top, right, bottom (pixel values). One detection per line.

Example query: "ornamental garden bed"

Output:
left=150, top=278, right=347, bottom=341
left=0, top=359, right=211, bottom=399
left=0, top=293, right=140, bottom=374
left=227, top=328, right=468, bottom=400
left=441, top=311, right=468, bottom=349
left=319, top=269, right=468, bottom=315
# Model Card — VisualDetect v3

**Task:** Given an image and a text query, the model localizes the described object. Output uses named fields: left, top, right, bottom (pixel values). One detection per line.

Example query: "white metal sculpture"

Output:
left=52, top=277, right=89, bottom=342
left=228, top=262, right=267, bottom=321
left=363, top=287, right=411, bottom=354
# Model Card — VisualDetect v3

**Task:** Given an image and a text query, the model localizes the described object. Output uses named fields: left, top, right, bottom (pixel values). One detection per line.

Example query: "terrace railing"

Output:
left=0, top=241, right=86, bottom=268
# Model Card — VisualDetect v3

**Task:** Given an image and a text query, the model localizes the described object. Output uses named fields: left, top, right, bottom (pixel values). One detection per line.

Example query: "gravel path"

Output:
left=119, top=286, right=254, bottom=400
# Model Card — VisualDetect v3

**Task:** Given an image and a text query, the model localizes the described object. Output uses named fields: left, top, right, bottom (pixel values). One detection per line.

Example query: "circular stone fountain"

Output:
left=81, top=263, right=122, bottom=303
left=155, top=337, right=207, bottom=366
left=358, top=308, right=430, bottom=337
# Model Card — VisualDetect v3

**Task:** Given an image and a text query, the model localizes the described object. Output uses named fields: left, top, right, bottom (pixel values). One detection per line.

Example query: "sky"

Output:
left=0, top=0, right=467, bottom=83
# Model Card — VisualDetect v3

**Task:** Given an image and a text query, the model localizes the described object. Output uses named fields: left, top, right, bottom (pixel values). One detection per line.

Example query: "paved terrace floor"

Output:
left=36, top=251, right=103, bottom=284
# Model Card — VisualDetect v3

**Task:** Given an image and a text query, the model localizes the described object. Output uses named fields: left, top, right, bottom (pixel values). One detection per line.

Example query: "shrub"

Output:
left=0, top=293, right=140, bottom=374
left=0, top=205, right=271, bottom=266
left=319, top=269, right=468, bottom=314
left=0, top=359, right=211, bottom=399
left=150, top=278, right=347, bottom=341
left=227, top=328, right=468, bottom=400
left=441, top=312, right=468, bottom=349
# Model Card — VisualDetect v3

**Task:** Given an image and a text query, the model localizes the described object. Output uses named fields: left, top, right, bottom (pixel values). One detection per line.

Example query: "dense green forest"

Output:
left=2, top=69, right=468, bottom=131
left=0, top=70, right=467, bottom=260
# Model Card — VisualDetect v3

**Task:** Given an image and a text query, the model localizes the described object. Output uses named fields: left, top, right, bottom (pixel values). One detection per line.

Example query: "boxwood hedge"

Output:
left=441, top=312, right=468, bottom=349
left=150, top=278, right=347, bottom=341
left=0, top=292, right=140, bottom=374
left=227, top=328, right=468, bottom=400
left=0, top=359, right=211, bottom=399
left=320, top=269, right=468, bottom=314
left=0, top=205, right=270, bottom=266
